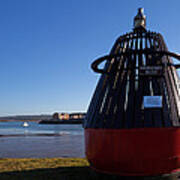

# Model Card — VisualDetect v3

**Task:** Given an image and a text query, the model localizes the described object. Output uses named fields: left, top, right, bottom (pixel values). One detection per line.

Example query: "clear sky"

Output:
left=0, top=0, right=180, bottom=116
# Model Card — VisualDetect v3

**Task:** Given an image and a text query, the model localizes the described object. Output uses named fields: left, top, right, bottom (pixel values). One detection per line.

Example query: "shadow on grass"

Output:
left=0, top=166, right=179, bottom=180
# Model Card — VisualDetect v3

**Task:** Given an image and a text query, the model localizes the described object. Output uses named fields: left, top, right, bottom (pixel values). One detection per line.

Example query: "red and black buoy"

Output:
left=84, top=8, right=180, bottom=176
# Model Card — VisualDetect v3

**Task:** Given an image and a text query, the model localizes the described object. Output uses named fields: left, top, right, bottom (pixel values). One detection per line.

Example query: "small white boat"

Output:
left=22, top=122, right=29, bottom=127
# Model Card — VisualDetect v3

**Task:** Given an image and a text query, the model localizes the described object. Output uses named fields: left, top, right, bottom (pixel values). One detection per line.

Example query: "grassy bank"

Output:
left=0, top=158, right=89, bottom=173
left=0, top=158, right=90, bottom=180
left=0, top=158, right=178, bottom=180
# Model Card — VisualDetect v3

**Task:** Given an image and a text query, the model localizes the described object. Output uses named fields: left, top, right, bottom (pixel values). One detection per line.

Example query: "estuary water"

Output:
left=0, top=122, right=84, bottom=158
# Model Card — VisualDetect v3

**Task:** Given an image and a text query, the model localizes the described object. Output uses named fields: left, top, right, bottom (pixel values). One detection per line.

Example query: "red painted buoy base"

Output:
left=85, top=128, right=180, bottom=176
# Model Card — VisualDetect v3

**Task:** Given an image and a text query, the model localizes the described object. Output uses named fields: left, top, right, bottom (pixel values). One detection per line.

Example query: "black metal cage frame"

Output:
left=84, top=30, right=180, bottom=129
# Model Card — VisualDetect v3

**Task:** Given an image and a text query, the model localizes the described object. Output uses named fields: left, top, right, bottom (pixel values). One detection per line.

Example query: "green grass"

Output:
left=0, top=158, right=89, bottom=172
left=0, top=158, right=90, bottom=180
left=0, top=158, right=178, bottom=180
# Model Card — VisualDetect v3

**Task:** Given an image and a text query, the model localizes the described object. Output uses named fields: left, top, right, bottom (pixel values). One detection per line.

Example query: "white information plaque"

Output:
left=144, top=96, right=162, bottom=108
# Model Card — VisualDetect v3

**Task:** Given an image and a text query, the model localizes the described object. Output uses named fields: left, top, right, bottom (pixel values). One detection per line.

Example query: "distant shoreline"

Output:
left=0, top=113, right=86, bottom=123
left=0, top=119, right=39, bottom=122
left=0, top=119, right=84, bottom=124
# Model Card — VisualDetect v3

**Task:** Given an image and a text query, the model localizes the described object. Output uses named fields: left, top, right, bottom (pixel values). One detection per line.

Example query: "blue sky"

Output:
left=0, top=0, right=180, bottom=116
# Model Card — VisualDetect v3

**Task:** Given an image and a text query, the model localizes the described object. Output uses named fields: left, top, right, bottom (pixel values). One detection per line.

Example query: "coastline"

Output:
left=0, top=118, right=84, bottom=124
left=39, top=119, right=83, bottom=124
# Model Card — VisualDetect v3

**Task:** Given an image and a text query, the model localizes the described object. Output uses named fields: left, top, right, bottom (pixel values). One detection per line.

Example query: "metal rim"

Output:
left=91, top=49, right=180, bottom=74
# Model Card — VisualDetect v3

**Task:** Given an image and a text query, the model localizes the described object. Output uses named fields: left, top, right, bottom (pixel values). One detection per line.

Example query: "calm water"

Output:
left=0, top=121, right=83, bottom=136
left=0, top=122, right=85, bottom=158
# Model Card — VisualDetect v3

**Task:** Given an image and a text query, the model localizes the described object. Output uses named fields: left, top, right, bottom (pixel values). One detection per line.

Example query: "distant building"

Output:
left=69, top=113, right=86, bottom=119
left=52, top=112, right=86, bottom=120
left=59, top=113, right=69, bottom=120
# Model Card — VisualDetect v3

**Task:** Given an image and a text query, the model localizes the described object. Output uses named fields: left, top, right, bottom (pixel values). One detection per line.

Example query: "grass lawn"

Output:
left=0, top=158, right=178, bottom=180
